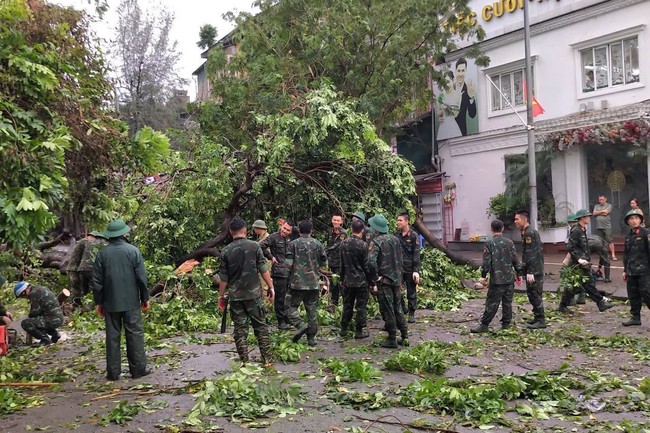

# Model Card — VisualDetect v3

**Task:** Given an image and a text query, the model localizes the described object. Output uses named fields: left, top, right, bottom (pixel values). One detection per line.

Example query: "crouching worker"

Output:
left=14, top=281, right=64, bottom=345
left=218, top=217, right=275, bottom=365
left=471, top=220, right=522, bottom=333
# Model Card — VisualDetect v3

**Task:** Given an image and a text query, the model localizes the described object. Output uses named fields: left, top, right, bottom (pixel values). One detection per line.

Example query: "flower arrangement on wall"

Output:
left=544, top=119, right=650, bottom=151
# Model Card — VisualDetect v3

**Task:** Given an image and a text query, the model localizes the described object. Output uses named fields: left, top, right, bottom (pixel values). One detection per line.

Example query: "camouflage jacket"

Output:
left=482, top=235, right=521, bottom=285
left=67, top=238, right=105, bottom=273
left=218, top=238, right=270, bottom=301
left=28, top=285, right=64, bottom=320
left=259, top=232, right=292, bottom=279
left=567, top=225, right=590, bottom=265
left=520, top=225, right=544, bottom=276
left=339, top=235, right=372, bottom=288
left=326, top=228, right=348, bottom=269
left=624, top=226, right=650, bottom=276
left=361, top=227, right=374, bottom=244
left=587, top=235, right=610, bottom=267
left=368, top=233, right=403, bottom=286
left=287, top=235, right=328, bottom=291
left=395, top=227, right=421, bottom=273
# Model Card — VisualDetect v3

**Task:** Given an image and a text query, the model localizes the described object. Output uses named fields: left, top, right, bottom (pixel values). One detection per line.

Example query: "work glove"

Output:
left=526, top=274, right=535, bottom=284
left=141, top=301, right=150, bottom=312
left=96, top=305, right=105, bottom=317
left=578, top=259, right=589, bottom=266
left=412, top=272, right=420, bottom=285
left=218, top=297, right=227, bottom=312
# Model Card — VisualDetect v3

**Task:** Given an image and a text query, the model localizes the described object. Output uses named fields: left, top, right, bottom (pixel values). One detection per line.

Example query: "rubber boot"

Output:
left=354, top=329, right=369, bottom=339
left=292, top=324, right=309, bottom=342
left=604, top=266, right=612, bottom=283
left=470, top=324, right=489, bottom=334
left=622, top=316, right=641, bottom=326
left=407, top=311, right=415, bottom=324
left=527, top=320, right=547, bottom=329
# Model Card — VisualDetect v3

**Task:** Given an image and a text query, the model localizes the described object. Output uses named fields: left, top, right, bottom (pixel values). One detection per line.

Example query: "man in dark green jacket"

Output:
left=368, top=214, right=407, bottom=349
left=515, top=209, right=547, bottom=329
left=92, top=220, right=151, bottom=381
left=622, top=210, right=650, bottom=326
left=260, top=220, right=294, bottom=330
left=14, top=281, right=64, bottom=345
left=396, top=213, right=421, bottom=323
left=471, top=220, right=521, bottom=333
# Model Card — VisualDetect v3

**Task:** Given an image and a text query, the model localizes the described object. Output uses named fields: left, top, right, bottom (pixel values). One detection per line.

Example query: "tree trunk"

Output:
left=57, top=289, right=70, bottom=305
left=413, top=216, right=479, bottom=269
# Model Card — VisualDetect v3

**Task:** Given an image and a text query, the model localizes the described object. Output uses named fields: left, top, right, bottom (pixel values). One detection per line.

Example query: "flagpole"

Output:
left=524, top=0, right=538, bottom=230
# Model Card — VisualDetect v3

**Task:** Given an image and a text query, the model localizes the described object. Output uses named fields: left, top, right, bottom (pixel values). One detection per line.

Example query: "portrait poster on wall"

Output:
left=434, top=57, right=480, bottom=141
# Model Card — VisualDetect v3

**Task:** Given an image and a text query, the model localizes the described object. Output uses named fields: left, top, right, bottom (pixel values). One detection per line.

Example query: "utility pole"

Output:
left=524, top=0, right=538, bottom=229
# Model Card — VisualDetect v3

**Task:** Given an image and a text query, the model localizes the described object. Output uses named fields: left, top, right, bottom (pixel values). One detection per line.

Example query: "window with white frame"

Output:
left=579, top=36, right=639, bottom=93
left=488, top=67, right=534, bottom=113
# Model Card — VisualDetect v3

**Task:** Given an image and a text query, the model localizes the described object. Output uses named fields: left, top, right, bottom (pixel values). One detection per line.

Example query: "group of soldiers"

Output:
left=218, top=211, right=422, bottom=364
left=477, top=205, right=650, bottom=333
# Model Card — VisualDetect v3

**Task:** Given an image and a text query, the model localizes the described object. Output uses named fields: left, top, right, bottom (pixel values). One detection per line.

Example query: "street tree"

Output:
left=197, top=24, right=217, bottom=50
left=113, top=0, right=187, bottom=133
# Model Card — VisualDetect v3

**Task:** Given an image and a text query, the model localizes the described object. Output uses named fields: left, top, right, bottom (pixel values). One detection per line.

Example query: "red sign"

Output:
left=416, top=177, right=442, bottom=194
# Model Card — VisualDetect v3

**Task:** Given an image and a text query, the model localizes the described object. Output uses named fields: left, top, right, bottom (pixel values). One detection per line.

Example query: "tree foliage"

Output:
left=0, top=0, right=169, bottom=248
left=197, top=24, right=217, bottom=50
left=113, top=0, right=187, bottom=133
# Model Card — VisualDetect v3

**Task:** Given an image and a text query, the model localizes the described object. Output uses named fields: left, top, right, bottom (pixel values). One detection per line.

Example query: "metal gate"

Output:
left=418, top=193, right=444, bottom=243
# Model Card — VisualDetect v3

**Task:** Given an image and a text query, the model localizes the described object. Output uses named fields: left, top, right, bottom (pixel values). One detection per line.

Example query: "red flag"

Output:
left=523, top=80, right=544, bottom=117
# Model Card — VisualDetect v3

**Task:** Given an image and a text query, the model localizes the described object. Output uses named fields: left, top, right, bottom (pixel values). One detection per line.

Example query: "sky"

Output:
left=51, top=0, right=258, bottom=100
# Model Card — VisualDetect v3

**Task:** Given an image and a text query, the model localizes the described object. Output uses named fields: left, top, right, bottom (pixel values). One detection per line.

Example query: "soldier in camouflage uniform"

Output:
left=67, top=233, right=105, bottom=309
left=14, top=281, right=64, bottom=345
left=326, top=213, right=348, bottom=307
left=339, top=219, right=372, bottom=339
left=471, top=220, right=521, bottom=333
left=260, top=220, right=294, bottom=330
left=351, top=211, right=374, bottom=244
left=368, top=214, right=408, bottom=348
left=622, top=210, right=650, bottom=326
left=286, top=220, right=328, bottom=346
left=565, top=209, right=614, bottom=312
left=396, top=213, right=421, bottom=323
left=514, top=210, right=547, bottom=329
left=218, top=217, right=275, bottom=364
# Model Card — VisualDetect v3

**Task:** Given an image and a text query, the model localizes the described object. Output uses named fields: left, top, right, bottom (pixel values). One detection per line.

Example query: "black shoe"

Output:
left=292, top=324, right=309, bottom=343
left=132, top=367, right=152, bottom=379
left=407, top=312, right=415, bottom=324
left=558, top=305, right=574, bottom=314
left=501, top=323, right=511, bottom=330
left=527, top=321, right=547, bottom=329
left=307, top=338, right=317, bottom=347
left=49, top=330, right=61, bottom=343
left=526, top=318, right=537, bottom=325
left=380, top=338, right=398, bottom=348
left=106, top=374, right=120, bottom=381
left=597, top=298, right=614, bottom=312
left=470, top=324, right=489, bottom=334
left=622, top=317, right=641, bottom=326
left=354, top=330, right=369, bottom=339
left=33, top=337, right=52, bottom=346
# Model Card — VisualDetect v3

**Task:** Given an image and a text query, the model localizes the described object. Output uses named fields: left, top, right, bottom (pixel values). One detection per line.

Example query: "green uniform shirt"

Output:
left=481, top=236, right=520, bottom=285
left=92, top=238, right=149, bottom=312
left=286, top=235, right=327, bottom=291
left=624, top=226, right=650, bottom=276
left=395, top=227, right=421, bottom=273
left=218, top=238, right=270, bottom=301
left=593, top=203, right=612, bottom=229
left=259, top=232, right=291, bottom=278
left=520, top=225, right=544, bottom=276
left=368, top=233, right=403, bottom=286
left=326, top=228, right=348, bottom=269
left=27, top=285, right=64, bottom=321
left=567, top=225, right=590, bottom=265
left=339, top=235, right=372, bottom=288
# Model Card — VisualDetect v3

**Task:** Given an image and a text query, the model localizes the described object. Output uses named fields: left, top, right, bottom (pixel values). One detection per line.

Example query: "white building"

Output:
left=434, top=0, right=650, bottom=242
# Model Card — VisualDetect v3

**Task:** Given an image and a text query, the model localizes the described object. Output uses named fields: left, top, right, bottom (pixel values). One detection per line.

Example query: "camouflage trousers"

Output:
left=285, top=289, right=319, bottom=338
left=69, top=270, right=92, bottom=306
left=340, top=285, right=369, bottom=332
left=400, top=272, right=417, bottom=314
left=480, top=283, right=514, bottom=326
left=21, top=315, right=63, bottom=339
left=230, top=297, right=272, bottom=364
left=626, top=274, right=650, bottom=318
left=526, top=277, right=545, bottom=321
left=376, top=282, right=408, bottom=339
left=330, top=267, right=342, bottom=306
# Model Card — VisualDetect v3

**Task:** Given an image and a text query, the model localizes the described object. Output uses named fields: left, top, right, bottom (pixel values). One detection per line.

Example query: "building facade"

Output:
left=434, top=0, right=650, bottom=241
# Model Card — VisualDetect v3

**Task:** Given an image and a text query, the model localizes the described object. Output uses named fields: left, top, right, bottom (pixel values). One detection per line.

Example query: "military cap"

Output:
left=566, top=213, right=578, bottom=223
left=575, top=209, right=592, bottom=219
left=352, top=211, right=366, bottom=222
left=624, top=209, right=644, bottom=224
left=100, top=219, right=131, bottom=238
left=252, top=220, right=268, bottom=230
left=368, top=214, right=389, bottom=234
